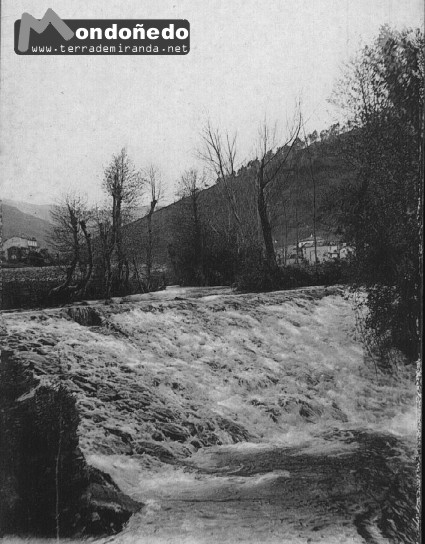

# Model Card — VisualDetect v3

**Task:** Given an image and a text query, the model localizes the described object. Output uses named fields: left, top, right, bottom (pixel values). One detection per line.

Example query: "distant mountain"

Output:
left=3, top=198, right=152, bottom=224
left=3, top=198, right=53, bottom=224
left=1, top=199, right=155, bottom=252
left=1, top=203, right=53, bottom=249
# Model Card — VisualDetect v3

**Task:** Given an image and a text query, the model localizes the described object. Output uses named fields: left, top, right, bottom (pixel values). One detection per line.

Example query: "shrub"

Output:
left=235, top=259, right=351, bottom=292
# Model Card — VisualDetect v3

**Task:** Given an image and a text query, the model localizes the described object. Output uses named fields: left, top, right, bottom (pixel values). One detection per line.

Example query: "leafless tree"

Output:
left=198, top=121, right=245, bottom=236
left=254, top=113, right=302, bottom=271
left=199, top=120, right=264, bottom=253
left=302, top=123, right=319, bottom=268
left=178, top=168, right=208, bottom=283
left=103, top=148, right=142, bottom=296
left=49, top=193, right=93, bottom=298
left=141, top=164, right=162, bottom=290
left=91, top=205, right=113, bottom=294
left=292, top=163, right=305, bottom=264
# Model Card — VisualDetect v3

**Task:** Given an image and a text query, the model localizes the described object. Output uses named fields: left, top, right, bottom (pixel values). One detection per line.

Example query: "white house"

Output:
left=2, top=236, right=39, bottom=262
left=284, top=236, right=354, bottom=265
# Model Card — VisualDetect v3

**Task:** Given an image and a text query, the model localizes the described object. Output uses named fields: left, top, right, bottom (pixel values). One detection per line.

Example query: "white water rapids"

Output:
left=2, top=286, right=418, bottom=543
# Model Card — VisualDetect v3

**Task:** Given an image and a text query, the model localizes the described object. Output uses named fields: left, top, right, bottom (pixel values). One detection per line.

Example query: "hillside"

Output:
left=3, top=198, right=53, bottom=224
left=123, top=139, right=357, bottom=278
left=0, top=286, right=416, bottom=543
left=1, top=203, right=53, bottom=250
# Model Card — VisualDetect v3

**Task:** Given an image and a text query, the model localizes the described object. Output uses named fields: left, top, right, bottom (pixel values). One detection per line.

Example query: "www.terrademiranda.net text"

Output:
left=30, top=43, right=189, bottom=54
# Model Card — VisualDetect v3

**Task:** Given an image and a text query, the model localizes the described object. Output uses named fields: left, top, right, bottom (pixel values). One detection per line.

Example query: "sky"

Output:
left=0, top=0, right=423, bottom=206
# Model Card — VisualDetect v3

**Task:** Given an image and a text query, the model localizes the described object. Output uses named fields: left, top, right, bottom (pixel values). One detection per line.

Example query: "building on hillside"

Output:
left=2, top=236, right=39, bottom=262
left=283, top=236, right=354, bottom=265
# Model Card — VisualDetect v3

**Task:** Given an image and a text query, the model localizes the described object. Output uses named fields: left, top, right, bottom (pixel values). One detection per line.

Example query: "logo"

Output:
left=15, top=9, right=190, bottom=55
left=18, top=9, right=74, bottom=52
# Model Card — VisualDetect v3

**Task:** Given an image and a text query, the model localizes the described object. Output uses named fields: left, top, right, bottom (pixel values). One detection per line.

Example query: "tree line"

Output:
left=48, top=150, right=163, bottom=301
left=50, top=109, right=331, bottom=300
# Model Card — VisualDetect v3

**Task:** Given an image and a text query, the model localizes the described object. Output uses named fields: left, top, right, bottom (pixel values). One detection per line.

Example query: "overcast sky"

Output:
left=1, top=0, right=423, bottom=206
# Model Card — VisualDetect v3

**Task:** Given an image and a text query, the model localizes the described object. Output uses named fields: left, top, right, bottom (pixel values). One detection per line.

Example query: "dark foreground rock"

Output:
left=0, top=351, right=142, bottom=538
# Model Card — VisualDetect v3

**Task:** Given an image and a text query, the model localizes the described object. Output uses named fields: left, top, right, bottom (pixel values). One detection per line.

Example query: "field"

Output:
left=1, top=266, right=66, bottom=309
left=1, top=266, right=66, bottom=310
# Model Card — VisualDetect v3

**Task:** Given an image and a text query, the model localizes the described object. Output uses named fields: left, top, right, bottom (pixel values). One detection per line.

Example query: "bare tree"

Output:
left=91, top=205, right=113, bottom=295
left=254, top=114, right=302, bottom=271
left=78, top=218, right=93, bottom=297
left=142, top=164, right=162, bottom=290
left=293, top=163, right=305, bottom=264
left=302, top=124, right=319, bottom=268
left=198, top=121, right=245, bottom=237
left=178, top=168, right=208, bottom=283
left=103, top=148, right=142, bottom=296
left=49, top=193, right=93, bottom=298
left=199, top=120, right=237, bottom=181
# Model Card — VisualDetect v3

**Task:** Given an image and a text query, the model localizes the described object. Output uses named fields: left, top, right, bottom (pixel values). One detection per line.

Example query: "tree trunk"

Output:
left=192, top=194, right=205, bottom=285
left=105, top=255, right=113, bottom=299
left=312, top=175, right=318, bottom=268
left=133, top=257, right=146, bottom=293
left=105, top=193, right=121, bottom=298
left=49, top=210, right=79, bottom=297
left=75, top=220, right=93, bottom=298
left=304, top=140, right=318, bottom=269
left=256, top=164, right=278, bottom=271
left=146, top=198, right=157, bottom=291
left=115, top=202, right=126, bottom=293
left=146, top=216, right=152, bottom=289
left=284, top=220, right=289, bottom=266
left=295, top=204, right=299, bottom=264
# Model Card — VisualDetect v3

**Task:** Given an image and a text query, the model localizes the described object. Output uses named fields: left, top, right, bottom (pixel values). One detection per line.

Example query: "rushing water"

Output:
left=2, top=286, right=418, bottom=543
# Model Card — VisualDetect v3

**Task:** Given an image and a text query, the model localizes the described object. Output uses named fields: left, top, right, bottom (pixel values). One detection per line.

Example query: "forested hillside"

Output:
left=123, top=133, right=356, bottom=284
